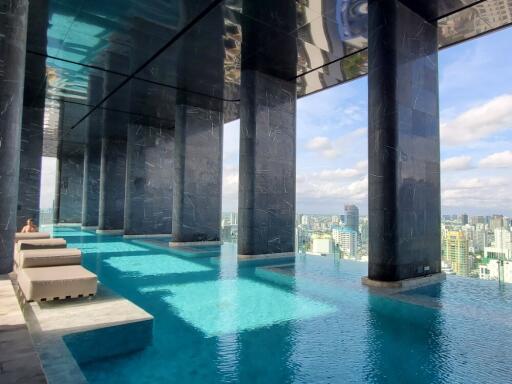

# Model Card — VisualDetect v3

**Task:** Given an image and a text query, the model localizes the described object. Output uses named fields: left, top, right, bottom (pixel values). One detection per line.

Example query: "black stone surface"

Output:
left=98, top=54, right=129, bottom=232
left=17, top=106, right=44, bottom=228
left=172, top=104, right=223, bottom=242
left=16, top=0, right=47, bottom=229
left=98, top=133, right=127, bottom=231
left=124, top=124, right=174, bottom=235
left=238, top=70, right=297, bottom=255
left=368, top=0, right=441, bottom=281
left=58, top=144, right=84, bottom=223
left=81, top=74, right=103, bottom=227
left=0, top=0, right=28, bottom=273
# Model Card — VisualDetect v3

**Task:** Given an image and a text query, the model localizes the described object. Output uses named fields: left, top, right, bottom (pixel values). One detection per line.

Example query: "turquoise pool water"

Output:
left=49, top=226, right=512, bottom=383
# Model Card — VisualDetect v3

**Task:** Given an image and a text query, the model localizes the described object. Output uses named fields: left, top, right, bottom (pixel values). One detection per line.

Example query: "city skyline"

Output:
left=222, top=26, right=512, bottom=216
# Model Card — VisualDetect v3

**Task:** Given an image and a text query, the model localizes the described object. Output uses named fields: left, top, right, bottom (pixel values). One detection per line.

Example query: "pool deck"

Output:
left=0, top=275, right=47, bottom=384
left=21, top=283, right=154, bottom=384
left=1, top=268, right=154, bottom=384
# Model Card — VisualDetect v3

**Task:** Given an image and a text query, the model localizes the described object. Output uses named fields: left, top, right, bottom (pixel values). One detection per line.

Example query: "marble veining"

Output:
left=0, top=0, right=29, bottom=273
left=17, top=106, right=44, bottom=229
left=238, top=70, right=297, bottom=256
left=58, top=144, right=84, bottom=223
left=124, top=124, right=174, bottom=235
left=368, top=0, right=441, bottom=281
left=81, top=74, right=103, bottom=228
left=172, top=104, right=223, bottom=243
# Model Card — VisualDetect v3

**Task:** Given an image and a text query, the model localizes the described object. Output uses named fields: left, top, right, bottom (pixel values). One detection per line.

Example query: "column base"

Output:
left=238, top=252, right=296, bottom=262
left=362, top=272, right=446, bottom=290
left=96, top=229, right=124, bottom=235
left=169, top=240, right=222, bottom=247
left=124, top=233, right=171, bottom=239
left=81, top=226, right=98, bottom=230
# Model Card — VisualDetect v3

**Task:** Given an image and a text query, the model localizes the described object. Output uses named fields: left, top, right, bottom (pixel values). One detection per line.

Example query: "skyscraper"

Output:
left=344, top=204, right=359, bottom=233
left=332, top=226, right=358, bottom=259
left=444, top=231, right=470, bottom=276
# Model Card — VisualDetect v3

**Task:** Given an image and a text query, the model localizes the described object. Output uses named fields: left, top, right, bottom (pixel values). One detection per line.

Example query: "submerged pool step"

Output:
left=23, top=284, right=153, bottom=382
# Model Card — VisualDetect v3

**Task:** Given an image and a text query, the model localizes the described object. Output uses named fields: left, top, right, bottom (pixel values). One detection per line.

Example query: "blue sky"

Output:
left=222, top=26, right=512, bottom=216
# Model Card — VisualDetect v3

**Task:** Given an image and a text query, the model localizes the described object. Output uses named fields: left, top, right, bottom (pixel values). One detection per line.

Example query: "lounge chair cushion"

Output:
left=18, top=265, right=97, bottom=302
left=18, top=248, right=82, bottom=268
left=16, top=238, right=67, bottom=252
left=15, top=232, right=51, bottom=241
left=14, top=239, right=67, bottom=268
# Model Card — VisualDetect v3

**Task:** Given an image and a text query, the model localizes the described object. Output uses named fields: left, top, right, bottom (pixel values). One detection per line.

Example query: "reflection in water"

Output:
left=365, top=286, right=447, bottom=384
left=50, top=227, right=512, bottom=384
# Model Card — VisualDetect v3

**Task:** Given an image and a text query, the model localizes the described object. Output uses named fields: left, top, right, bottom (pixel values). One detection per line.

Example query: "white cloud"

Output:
left=305, top=128, right=367, bottom=159
left=442, top=176, right=512, bottom=210
left=441, top=94, right=512, bottom=146
left=222, top=165, right=239, bottom=212
left=479, top=150, right=512, bottom=168
left=441, top=155, right=473, bottom=171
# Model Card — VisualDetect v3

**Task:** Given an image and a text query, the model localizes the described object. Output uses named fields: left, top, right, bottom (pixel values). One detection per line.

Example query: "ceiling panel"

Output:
left=24, top=0, right=512, bottom=150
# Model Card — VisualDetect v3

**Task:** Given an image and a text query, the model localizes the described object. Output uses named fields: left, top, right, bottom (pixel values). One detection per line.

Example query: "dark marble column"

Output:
left=172, top=103, right=223, bottom=244
left=16, top=0, right=48, bottom=229
left=17, top=106, right=44, bottom=228
left=237, top=0, right=298, bottom=257
left=81, top=74, right=103, bottom=228
left=238, top=72, right=296, bottom=256
left=0, top=0, right=28, bottom=273
left=97, top=54, right=128, bottom=233
left=58, top=144, right=84, bottom=223
left=170, top=1, right=224, bottom=245
left=98, top=134, right=127, bottom=232
left=124, top=123, right=174, bottom=236
left=367, top=0, right=441, bottom=282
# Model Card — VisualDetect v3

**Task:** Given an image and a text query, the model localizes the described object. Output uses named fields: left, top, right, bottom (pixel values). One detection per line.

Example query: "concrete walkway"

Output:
left=0, top=275, right=47, bottom=383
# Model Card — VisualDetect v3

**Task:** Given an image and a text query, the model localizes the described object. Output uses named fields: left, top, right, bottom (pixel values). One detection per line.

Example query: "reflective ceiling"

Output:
left=25, top=0, right=512, bottom=155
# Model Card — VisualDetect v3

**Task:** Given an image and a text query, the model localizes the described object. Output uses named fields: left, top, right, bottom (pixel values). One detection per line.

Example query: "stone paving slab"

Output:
left=0, top=275, right=47, bottom=384
left=22, top=283, right=153, bottom=384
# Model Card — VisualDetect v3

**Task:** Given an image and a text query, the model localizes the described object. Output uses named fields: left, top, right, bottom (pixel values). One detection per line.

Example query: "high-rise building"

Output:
left=301, top=215, right=310, bottom=226
left=310, top=235, right=334, bottom=255
left=344, top=204, right=359, bottom=233
left=491, top=215, right=504, bottom=230
left=332, top=226, right=357, bottom=259
left=444, top=231, right=470, bottom=276
left=459, top=213, right=468, bottom=225
left=229, top=212, right=238, bottom=225
left=479, top=259, right=512, bottom=284
left=484, top=227, right=512, bottom=261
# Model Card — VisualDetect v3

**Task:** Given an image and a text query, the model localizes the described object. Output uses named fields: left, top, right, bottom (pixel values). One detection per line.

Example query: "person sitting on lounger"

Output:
left=21, top=218, right=38, bottom=233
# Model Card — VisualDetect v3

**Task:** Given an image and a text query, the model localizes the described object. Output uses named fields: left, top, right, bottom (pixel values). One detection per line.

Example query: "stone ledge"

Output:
left=80, top=226, right=98, bottom=230
left=95, top=229, right=124, bottom=235
left=123, top=233, right=171, bottom=239
left=238, top=252, right=296, bottom=261
left=169, top=240, right=222, bottom=247
left=362, top=272, right=446, bottom=290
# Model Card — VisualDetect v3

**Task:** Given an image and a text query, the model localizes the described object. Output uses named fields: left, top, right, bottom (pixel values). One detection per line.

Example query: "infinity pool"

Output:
left=49, top=226, right=512, bottom=383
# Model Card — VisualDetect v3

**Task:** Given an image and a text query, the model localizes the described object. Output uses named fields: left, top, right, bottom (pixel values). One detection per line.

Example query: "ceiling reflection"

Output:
left=27, top=0, right=512, bottom=151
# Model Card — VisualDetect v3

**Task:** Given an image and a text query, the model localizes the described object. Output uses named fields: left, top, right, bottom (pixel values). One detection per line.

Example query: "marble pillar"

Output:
left=238, top=71, right=297, bottom=256
left=58, top=145, right=84, bottom=223
left=97, top=54, right=128, bottom=233
left=170, top=1, right=224, bottom=245
left=367, top=0, right=441, bottom=282
left=124, top=124, right=174, bottom=236
left=81, top=75, right=103, bottom=228
left=0, top=0, right=28, bottom=273
left=98, top=133, right=127, bottom=232
left=171, top=104, right=223, bottom=244
left=17, top=106, right=44, bottom=228
left=16, top=0, right=48, bottom=229
left=237, top=0, right=298, bottom=257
